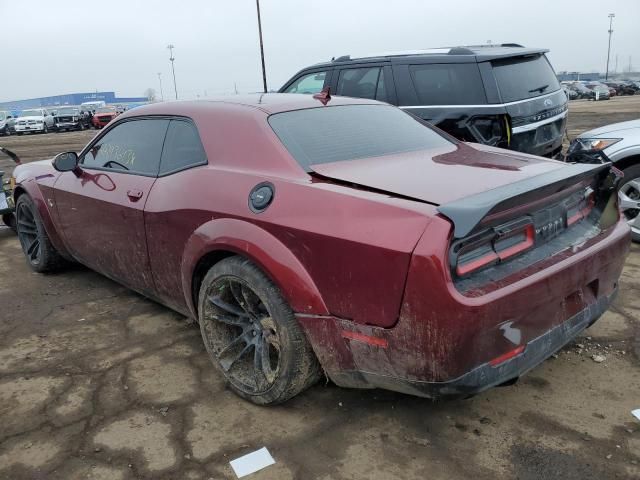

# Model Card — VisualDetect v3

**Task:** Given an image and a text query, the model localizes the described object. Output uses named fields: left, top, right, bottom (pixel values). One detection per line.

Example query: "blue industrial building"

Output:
left=0, top=91, right=148, bottom=114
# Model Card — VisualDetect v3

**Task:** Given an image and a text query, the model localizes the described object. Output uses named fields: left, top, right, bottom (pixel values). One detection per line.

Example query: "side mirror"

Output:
left=53, top=152, right=80, bottom=172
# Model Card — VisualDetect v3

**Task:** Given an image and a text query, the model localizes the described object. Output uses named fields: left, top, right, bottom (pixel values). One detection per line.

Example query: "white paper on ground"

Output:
left=230, top=447, right=275, bottom=478
left=0, top=194, right=8, bottom=210
left=632, top=409, right=640, bottom=421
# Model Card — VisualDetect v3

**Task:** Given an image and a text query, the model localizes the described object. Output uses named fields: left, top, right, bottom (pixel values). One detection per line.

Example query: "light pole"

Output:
left=167, top=44, right=178, bottom=99
left=157, top=72, right=164, bottom=101
left=255, top=0, right=267, bottom=93
left=605, top=13, right=615, bottom=80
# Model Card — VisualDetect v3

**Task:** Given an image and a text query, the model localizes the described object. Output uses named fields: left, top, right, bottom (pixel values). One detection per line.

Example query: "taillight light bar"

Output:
left=452, top=218, right=535, bottom=277
left=567, top=189, right=595, bottom=226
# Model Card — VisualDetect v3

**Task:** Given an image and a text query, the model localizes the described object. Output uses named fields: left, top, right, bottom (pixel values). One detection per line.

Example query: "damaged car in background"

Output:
left=280, top=43, right=568, bottom=158
left=11, top=94, right=630, bottom=405
left=53, top=106, right=91, bottom=132
left=567, top=118, right=640, bottom=241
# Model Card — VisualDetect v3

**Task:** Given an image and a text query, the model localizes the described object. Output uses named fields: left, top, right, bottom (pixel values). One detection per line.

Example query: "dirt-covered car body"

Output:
left=11, top=94, right=630, bottom=399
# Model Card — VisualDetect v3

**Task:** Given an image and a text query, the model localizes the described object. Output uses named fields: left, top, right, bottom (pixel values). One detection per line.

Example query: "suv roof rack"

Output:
left=330, top=44, right=528, bottom=62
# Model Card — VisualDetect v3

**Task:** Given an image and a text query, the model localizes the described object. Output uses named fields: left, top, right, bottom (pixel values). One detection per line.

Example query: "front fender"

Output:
left=13, top=173, right=72, bottom=260
left=181, top=218, right=329, bottom=318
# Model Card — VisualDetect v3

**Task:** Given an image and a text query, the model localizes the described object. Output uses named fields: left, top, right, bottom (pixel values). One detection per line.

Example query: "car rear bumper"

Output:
left=297, top=218, right=629, bottom=399
left=337, top=287, right=615, bottom=399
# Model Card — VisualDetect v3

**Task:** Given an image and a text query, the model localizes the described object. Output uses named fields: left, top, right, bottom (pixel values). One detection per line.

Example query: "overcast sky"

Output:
left=2, top=0, right=639, bottom=102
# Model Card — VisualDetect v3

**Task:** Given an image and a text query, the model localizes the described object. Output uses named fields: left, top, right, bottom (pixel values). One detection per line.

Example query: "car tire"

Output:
left=15, top=195, right=66, bottom=272
left=42, top=124, right=48, bottom=134
left=198, top=256, right=321, bottom=405
left=618, top=164, right=640, bottom=243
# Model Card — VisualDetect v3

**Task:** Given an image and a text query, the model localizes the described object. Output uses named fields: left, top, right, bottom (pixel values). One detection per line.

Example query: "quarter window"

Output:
left=82, top=119, right=169, bottom=176
left=159, top=119, right=207, bottom=175
left=283, top=71, right=327, bottom=94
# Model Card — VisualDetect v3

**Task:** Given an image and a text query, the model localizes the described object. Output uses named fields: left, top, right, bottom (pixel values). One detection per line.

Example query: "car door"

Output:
left=144, top=118, right=209, bottom=311
left=54, top=117, right=170, bottom=295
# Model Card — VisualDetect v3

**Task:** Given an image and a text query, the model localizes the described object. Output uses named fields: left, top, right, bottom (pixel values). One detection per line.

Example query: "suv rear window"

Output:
left=268, top=104, right=452, bottom=169
left=492, top=55, right=561, bottom=103
left=409, top=64, right=486, bottom=105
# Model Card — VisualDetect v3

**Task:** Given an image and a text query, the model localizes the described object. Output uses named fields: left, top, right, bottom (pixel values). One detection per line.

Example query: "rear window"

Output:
left=409, top=64, right=487, bottom=105
left=492, top=55, right=561, bottom=103
left=268, top=104, right=452, bottom=169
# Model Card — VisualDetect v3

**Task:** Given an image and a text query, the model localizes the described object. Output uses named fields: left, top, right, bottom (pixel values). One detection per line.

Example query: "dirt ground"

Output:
left=0, top=98, right=639, bottom=480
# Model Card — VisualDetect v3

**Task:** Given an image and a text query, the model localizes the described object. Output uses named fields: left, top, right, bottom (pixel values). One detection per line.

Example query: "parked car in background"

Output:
left=14, top=108, right=55, bottom=134
left=280, top=44, right=568, bottom=158
left=91, top=106, right=119, bottom=129
left=585, top=84, right=610, bottom=101
left=53, top=106, right=91, bottom=132
left=562, top=85, right=579, bottom=100
left=567, top=119, right=640, bottom=242
left=0, top=111, right=16, bottom=136
left=11, top=95, right=629, bottom=404
left=604, top=81, right=637, bottom=96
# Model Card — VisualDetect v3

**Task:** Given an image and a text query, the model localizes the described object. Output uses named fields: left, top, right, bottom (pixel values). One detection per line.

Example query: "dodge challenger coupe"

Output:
left=12, top=94, right=630, bottom=405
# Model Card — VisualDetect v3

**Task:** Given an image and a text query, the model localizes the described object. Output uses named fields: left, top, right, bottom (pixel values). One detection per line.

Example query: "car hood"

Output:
left=95, top=112, right=117, bottom=117
left=579, top=119, right=640, bottom=138
left=309, top=142, right=566, bottom=206
left=17, top=115, right=45, bottom=121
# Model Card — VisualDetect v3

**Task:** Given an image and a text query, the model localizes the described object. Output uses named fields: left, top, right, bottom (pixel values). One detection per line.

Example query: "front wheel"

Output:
left=198, top=256, right=320, bottom=405
left=15, top=195, right=65, bottom=272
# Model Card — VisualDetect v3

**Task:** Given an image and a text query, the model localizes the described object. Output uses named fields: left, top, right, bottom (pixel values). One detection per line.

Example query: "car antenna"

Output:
left=313, top=87, right=332, bottom=105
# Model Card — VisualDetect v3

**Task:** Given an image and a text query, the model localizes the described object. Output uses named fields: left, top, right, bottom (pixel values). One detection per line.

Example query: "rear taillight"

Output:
left=453, top=218, right=535, bottom=277
left=567, top=188, right=595, bottom=226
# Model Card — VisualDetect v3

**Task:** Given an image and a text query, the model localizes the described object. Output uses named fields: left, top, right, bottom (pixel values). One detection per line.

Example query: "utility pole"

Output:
left=255, top=0, right=268, bottom=93
left=157, top=72, right=164, bottom=101
left=167, top=44, right=178, bottom=99
left=605, top=13, right=615, bottom=80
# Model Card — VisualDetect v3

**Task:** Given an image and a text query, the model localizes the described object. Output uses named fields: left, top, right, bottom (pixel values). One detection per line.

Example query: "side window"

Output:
left=409, top=64, right=487, bottom=105
left=82, top=119, right=169, bottom=176
left=376, top=71, right=388, bottom=102
left=159, top=119, right=207, bottom=175
left=337, top=67, right=382, bottom=100
left=283, top=71, right=327, bottom=94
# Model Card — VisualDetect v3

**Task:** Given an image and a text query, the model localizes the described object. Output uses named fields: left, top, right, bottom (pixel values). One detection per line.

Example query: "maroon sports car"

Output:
left=12, top=94, right=630, bottom=405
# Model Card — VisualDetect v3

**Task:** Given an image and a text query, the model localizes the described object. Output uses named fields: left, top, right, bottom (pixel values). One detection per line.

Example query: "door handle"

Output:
left=127, top=189, right=144, bottom=201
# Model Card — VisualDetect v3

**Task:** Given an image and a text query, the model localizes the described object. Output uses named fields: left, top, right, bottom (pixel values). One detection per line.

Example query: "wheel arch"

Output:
left=13, top=182, right=72, bottom=260
left=182, top=218, right=329, bottom=319
left=614, top=154, right=640, bottom=173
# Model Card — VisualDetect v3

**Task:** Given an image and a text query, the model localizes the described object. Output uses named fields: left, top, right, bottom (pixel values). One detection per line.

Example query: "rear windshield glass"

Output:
left=409, top=64, right=487, bottom=105
left=492, top=55, right=561, bottom=103
left=268, top=104, right=452, bottom=169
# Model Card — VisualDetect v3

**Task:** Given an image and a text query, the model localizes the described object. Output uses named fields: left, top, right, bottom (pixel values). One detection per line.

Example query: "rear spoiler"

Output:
left=438, top=163, right=614, bottom=239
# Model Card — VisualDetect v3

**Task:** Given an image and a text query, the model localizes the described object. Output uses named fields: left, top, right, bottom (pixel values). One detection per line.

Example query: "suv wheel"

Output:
left=619, top=164, right=640, bottom=242
left=198, top=256, right=320, bottom=405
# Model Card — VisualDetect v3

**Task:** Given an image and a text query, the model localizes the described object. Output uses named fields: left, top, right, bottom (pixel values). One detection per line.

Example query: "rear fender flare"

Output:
left=181, top=218, right=329, bottom=318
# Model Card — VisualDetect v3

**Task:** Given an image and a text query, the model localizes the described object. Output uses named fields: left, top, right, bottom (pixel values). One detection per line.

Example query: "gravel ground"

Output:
left=0, top=98, right=639, bottom=480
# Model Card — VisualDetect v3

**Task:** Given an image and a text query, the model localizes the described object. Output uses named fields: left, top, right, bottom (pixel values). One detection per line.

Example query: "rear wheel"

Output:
left=16, top=195, right=65, bottom=272
left=198, top=256, right=320, bottom=405
left=619, top=164, right=640, bottom=242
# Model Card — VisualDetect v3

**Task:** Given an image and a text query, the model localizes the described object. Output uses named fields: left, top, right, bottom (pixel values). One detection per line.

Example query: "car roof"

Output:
left=117, top=94, right=383, bottom=119
left=304, top=44, right=548, bottom=68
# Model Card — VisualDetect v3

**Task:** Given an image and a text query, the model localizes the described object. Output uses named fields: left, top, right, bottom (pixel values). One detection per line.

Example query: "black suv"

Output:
left=280, top=44, right=567, bottom=158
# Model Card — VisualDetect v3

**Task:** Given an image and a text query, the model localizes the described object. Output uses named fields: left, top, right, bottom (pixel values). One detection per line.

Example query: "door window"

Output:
left=337, top=67, right=385, bottom=100
left=82, top=119, right=169, bottom=176
left=159, top=119, right=207, bottom=175
left=283, top=71, right=327, bottom=94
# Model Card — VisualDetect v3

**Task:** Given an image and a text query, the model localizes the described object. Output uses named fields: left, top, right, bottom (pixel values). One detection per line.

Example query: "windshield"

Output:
left=57, top=108, right=79, bottom=115
left=492, top=54, right=561, bottom=103
left=96, top=107, right=116, bottom=113
left=268, top=104, right=453, bottom=170
left=20, top=109, right=43, bottom=117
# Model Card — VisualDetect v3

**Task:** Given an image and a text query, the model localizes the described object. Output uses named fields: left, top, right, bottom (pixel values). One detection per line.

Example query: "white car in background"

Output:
left=14, top=108, right=55, bottom=134
left=567, top=119, right=640, bottom=241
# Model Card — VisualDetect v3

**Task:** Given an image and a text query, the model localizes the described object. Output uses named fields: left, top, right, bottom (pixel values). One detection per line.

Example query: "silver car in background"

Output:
left=567, top=119, right=640, bottom=241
